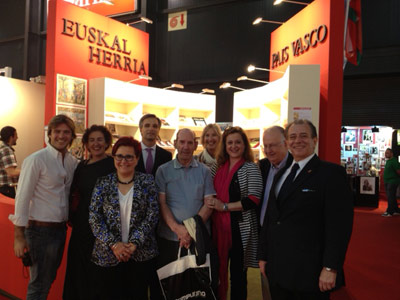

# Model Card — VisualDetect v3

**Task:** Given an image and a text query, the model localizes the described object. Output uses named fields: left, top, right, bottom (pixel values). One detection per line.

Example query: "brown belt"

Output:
left=28, top=220, right=66, bottom=229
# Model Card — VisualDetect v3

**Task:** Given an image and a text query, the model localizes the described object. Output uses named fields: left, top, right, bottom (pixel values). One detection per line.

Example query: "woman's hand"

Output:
left=111, top=242, right=132, bottom=262
left=206, top=196, right=225, bottom=211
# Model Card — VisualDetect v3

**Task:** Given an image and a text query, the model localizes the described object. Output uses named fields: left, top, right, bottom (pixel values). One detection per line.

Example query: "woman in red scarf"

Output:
left=207, top=127, right=263, bottom=300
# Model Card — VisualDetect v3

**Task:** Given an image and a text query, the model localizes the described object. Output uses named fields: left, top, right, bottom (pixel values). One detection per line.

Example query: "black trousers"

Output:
left=269, top=284, right=330, bottom=300
left=0, top=185, right=15, bottom=198
left=92, top=258, right=155, bottom=300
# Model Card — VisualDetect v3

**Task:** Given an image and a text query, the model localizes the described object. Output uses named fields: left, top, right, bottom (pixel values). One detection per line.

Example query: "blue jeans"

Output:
left=25, top=225, right=66, bottom=300
left=385, top=183, right=400, bottom=214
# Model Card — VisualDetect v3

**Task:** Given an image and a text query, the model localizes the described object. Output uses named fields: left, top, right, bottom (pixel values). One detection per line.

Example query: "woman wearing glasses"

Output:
left=89, top=136, right=159, bottom=300
left=63, top=125, right=115, bottom=300
left=206, top=127, right=263, bottom=300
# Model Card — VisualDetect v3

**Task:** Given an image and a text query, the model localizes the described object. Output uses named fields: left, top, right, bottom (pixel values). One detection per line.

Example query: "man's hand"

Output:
left=173, top=224, right=192, bottom=249
left=14, top=226, right=28, bottom=258
left=319, top=268, right=337, bottom=292
left=259, top=260, right=267, bottom=277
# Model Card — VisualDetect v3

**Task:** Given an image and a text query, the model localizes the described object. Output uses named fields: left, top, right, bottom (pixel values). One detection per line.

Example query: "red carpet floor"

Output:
left=331, top=200, right=400, bottom=300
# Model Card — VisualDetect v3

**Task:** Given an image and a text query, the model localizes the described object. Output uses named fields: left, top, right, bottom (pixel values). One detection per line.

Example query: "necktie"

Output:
left=145, top=148, right=154, bottom=174
left=278, top=163, right=299, bottom=200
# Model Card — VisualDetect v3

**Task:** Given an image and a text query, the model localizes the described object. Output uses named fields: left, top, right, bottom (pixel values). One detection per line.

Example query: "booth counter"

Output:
left=0, top=194, right=70, bottom=300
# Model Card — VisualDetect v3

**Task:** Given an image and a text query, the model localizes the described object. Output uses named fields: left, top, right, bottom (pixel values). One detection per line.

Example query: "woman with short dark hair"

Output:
left=89, top=136, right=159, bottom=300
left=63, top=125, right=115, bottom=300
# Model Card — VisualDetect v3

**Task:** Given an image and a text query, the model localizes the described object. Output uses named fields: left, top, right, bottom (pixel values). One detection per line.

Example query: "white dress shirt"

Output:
left=9, top=145, right=78, bottom=226
left=275, top=153, right=316, bottom=197
left=119, top=186, right=134, bottom=243
left=141, top=142, right=156, bottom=164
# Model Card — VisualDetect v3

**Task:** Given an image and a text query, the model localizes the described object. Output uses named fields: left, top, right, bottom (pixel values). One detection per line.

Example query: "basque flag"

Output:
left=345, top=0, right=362, bottom=66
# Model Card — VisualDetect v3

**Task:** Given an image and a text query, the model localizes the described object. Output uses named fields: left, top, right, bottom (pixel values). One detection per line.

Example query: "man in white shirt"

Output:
left=259, top=119, right=353, bottom=300
left=9, top=115, right=78, bottom=300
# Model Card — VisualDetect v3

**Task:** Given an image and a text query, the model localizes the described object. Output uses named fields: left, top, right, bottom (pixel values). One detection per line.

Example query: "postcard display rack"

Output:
left=233, top=65, right=320, bottom=160
left=341, top=126, right=393, bottom=207
left=88, top=78, right=216, bottom=156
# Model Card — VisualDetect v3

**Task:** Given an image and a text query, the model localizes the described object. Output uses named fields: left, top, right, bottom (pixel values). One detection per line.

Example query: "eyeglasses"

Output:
left=114, top=154, right=135, bottom=162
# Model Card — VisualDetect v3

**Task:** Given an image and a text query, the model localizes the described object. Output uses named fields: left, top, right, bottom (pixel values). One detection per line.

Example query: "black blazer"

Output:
left=258, top=153, right=293, bottom=224
left=136, top=145, right=172, bottom=177
left=259, top=154, right=354, bottom=292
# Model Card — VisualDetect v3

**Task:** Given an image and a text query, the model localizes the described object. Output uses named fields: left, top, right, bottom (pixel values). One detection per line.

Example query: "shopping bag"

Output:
left=157, top=248, right=216, bottom=300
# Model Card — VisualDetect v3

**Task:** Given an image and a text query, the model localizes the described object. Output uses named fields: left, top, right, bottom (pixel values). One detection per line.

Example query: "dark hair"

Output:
left=216, top=126, right=254, bottom=166
left=284, top=119, right=318, bottom=139
left=139, top=114, right=161, bottom=129
left=0, top=126, right=16, bottom=143
left=112, top=136, right=141, bottom=158
left=82, top=125, right=112, bottom=151
left=386, top=148, right=393, bottom=153
left=47, top=114, right=77, bottom=146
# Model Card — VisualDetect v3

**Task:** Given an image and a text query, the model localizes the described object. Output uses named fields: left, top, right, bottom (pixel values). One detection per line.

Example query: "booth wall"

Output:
left=0, top=77, right=45, bottom=166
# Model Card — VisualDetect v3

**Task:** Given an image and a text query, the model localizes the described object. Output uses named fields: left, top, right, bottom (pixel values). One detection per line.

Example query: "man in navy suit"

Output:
left=259, top=119, right=353, bottom=300
left=258, top=126, right=293, bottom=300
left=136, top=114, right=172, bottom=176
left=136, top=114, right=172, bottom=300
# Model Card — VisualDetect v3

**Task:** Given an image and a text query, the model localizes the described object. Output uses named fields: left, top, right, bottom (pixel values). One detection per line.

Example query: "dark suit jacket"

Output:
left=136, top=145, right=172, bottom=177
left=258, top=153, right=293, bottom=224
left=259, top=154, right=354, bottom=292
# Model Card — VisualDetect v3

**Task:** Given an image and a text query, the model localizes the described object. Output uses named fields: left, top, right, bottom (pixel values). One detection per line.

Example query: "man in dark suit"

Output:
left=258, top=126, right=293, bottom=300
left=259, top=119, right=353, bottom=300
left=136, top=114, right=172, bottom=176
left=136, top=114, right=172, bottom=300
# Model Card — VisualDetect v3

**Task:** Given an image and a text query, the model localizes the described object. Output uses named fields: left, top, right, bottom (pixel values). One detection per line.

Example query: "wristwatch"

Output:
left=223, top=203, right=229, bottom=211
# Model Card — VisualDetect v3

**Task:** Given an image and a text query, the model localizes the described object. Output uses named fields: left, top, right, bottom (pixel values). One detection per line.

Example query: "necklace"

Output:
left=117, top=177, right=134, bottom=184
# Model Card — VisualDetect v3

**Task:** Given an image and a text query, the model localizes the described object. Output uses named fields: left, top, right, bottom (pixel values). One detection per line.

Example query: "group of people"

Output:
left=7, top=113, right=356, bottom=300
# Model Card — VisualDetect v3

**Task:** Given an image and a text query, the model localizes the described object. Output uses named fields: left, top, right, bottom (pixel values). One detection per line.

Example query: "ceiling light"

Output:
left=200, top=88, right=215, bottom=94
left=128, top=75, right=152, bottom=83
left=219, top=82, right=245, bottom=91
left=252, top=17, right=283, bottom=25
left=127, top=17, right=153, bottom=26
left=237, top=76, right=268, bottom=84
left=163, top=83, right=184, bottom=90
left=273, top=0, right=309, bottom=6
left=247, top=64, right=285, bottom=74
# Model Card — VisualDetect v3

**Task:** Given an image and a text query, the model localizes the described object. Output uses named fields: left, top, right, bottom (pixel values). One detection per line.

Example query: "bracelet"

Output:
left=223, top=203, right=229, bottom=212
left=111, top=243, right=118, bottom=250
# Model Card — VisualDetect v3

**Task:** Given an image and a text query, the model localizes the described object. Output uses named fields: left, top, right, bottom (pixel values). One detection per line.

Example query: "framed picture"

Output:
left=344, top=129, right=356, bottom=143
left=192, top=117, right=207, bottom=127
left=360, top=176, right=375, bottom=195
left=362, top=129, right=373, bottom=143
left=56, top=105, right=86, bottom=134
left=56, top=74, right=87, bottom=107
left=69, top=135, right=84, bottom=160
left=344, top=144, right=352, bottom=151
left=370, top=146, right=378, bottom=154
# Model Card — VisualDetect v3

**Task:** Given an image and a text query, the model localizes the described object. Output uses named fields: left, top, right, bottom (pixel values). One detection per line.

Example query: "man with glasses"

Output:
left=258, top=119, right=353, bottom=300
left=258, top=126, right=292, bottom=300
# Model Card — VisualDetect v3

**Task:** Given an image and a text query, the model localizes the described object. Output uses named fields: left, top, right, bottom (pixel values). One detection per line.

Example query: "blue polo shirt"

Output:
left=155, top=158, right=215, bottom=241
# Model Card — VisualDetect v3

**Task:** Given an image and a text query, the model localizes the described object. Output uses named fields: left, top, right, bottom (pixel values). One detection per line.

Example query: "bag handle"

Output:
left=177, top=247, right=192, bottom=260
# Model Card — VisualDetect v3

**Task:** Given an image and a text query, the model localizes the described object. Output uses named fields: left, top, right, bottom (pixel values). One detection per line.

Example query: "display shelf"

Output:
left=89, top=77, right=216, bottom=156
left=233, top=65, right=320, bottom=160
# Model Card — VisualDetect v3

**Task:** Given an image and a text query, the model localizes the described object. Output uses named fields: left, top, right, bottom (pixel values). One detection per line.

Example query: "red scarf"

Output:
left=213, top=158, right=244, bottom=300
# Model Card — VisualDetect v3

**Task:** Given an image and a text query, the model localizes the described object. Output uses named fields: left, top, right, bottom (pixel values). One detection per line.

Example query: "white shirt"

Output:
left=275, top=153, right=316, bottom=197
left=9, top=145, right=78, bottom=226
left=119, top=186, right=134, bottom=243
left=141, top=142, right=156, bottom=164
